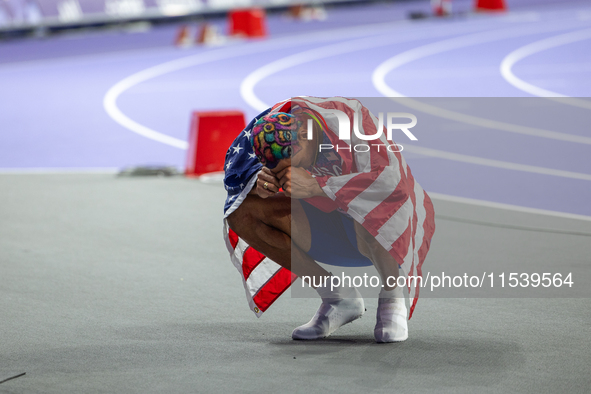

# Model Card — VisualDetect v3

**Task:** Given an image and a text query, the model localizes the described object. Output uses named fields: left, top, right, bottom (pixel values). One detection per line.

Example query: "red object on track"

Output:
left=475, top=0, right=507, bottom=12
left=196, top=23, right=217, bottom=45
left=228, top=8, right=267, bottom=38
left=185, top=111, right=246, bottom=176
left=174, top=25, right=192, bottom=46
left=433, top=0, right=452, bottom=16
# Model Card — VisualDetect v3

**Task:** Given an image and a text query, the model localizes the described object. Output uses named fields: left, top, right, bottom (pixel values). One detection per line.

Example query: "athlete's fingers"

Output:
left=258, top=167, right=281, bottom=189
left=258, top=178, right=279, bottom=194
left=276, top=166, right=291, bottom=181
left=261, top=166, right=280, bottom=181
left=256, top=181, right=275, bottom=198
left=277, top=167, right=292, bottom=188
left=282, top=181, right=291, bottom=197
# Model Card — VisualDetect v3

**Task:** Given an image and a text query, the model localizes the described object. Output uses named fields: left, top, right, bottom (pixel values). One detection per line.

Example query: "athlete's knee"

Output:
left=227, top=194, right=290, bottom=238
left=356, top=237, right=375, bottom=260
left=227, top=196, right=293, bottom=253
left=227, top=205, right=253, bottom=237
left=246, top=194, right=291, bottom=230
left=354, top=222, right=383, bottom=258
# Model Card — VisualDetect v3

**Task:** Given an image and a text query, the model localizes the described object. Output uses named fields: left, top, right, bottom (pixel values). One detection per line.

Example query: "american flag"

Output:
left=223, top=97, right=435, bottom=319
left=223, top=106, right=296, bottom=317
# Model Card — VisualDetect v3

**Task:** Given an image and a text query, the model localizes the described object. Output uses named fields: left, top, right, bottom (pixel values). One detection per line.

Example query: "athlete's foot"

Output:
left=292, top=287, right=365, bottom=340
left=374, top=287, right=408, bottom=343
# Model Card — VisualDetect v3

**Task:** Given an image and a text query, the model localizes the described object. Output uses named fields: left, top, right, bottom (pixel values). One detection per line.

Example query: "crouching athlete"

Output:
left=223, top=97, right=435, bottom=342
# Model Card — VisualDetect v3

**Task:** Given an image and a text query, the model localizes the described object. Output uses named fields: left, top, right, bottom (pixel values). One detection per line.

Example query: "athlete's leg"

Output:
left=353, top=221, right=408, bottom=342
left=228, top=194, right=365, bottom=339
left=226, top=193, right=329, bottom=283
left=354, top=221, right=399, bottom=289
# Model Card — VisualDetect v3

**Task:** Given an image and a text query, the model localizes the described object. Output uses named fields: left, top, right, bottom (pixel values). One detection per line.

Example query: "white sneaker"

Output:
left=292, top=288, right=365, bottom=340
left=374, top=294, right=408, bottom=343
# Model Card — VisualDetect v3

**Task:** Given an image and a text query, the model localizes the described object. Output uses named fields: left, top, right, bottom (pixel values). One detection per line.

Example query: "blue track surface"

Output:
left=0, top=0, right=590, bottom=216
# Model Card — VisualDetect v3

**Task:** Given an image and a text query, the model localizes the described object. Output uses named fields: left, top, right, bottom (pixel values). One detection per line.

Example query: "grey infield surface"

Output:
left=1, top=174, right=590, bottom=394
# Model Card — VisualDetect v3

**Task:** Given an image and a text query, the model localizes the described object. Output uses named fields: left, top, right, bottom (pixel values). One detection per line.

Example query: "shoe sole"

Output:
left=292, top=309, right=365, bottom=340
left=375, top=335, right=408, bottom=343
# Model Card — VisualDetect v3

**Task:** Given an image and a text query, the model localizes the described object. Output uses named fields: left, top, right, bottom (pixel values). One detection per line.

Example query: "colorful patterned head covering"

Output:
left=250, top=112, right=299, bottom=169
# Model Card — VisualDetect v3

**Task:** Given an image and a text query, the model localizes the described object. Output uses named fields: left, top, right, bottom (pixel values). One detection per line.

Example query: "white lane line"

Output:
left=104, top=50, right=240, bottom=150
left=241, top=36, right=392, bottom=112
left=405, top=145, right=591, bottom=181
left=240, top=20, right=591, bottom=182
left=500, top=27, right=591, bottom=110
left=240, top=35, right=421, bottom=112
left=430, top=192, right=591, bottom=222
left=102, top=20, right=427, bottom=150
left=240, top=22, right=490, bottom=112
left=371, top=21, right=591, bottom=145
left=238, top=18, right=591, bottom=219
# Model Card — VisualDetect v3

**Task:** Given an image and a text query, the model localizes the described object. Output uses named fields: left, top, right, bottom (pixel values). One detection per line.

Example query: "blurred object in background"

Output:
left=287, top=3, right=327, bottom=21
left=228, top=7, right=266, bottom=38
left=104, top=0, right=146, bottom=18
left=118, top=165, right=180, bottom=176
left=173, top=23, right=192, bottom=46
left=173, top=22, right=225, bottom=47
left=58, top=0, right=83, bottom=23
left=196, top=22, right=224, bottom=45
left=0, top=0, right=355, bottom=37
left=9, top=0, right=42, bottom=24
left=0, top=0, right=12, bottom=27
left=432, top=0, right=451, bottom=17
left=475, top=0, right=507, bottom=12
left=185, top=110, right=246, bottom=177
left=157, top=0, right=203, bottom=17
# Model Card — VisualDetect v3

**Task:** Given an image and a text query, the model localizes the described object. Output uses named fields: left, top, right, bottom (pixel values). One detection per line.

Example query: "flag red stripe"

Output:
left=319, top=104, right=412, bottom=232
left=252, top=268, right=296, bottom=312
left=406, top=170, right=419, bottom=319
left=228, top=228, right=239, bottom=249
left=360, top=150, right=413, bottom=230
left=242, top=247, right=266, bottom=280
left=409, top=192, right=436, bottom=319
left=361, top=178, right=411, bottom=238
left=333, top=172, right=378, bottom=208
left=408, top=169, right=418, bottom=267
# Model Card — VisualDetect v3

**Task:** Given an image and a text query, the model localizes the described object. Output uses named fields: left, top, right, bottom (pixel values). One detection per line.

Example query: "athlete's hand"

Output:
left=255, top=167, right=281, bottom=198
left=276, top=166, right=325, bottom=199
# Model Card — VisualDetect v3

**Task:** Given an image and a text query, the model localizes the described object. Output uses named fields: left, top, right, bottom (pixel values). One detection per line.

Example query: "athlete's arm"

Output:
left=251, top=167, right=281, bottom=198
left=276, top=166, right=327, bottom=199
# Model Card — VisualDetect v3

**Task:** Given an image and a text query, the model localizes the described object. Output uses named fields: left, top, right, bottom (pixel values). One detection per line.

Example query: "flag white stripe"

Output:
left=223, top=221, right=262, bottom=317
left=231, top=238, right=249, bottom=272
left=346, top=166, right=402, bottom=222
left=224, top=220, right=281, bottom=317
left=400, top=152, right=408, bottom=177
left=376, top=196, right=413, bottom=249
left=322, top=172, right=363, bottom=199
left=401, top=222, right=414, bottom=268
left=246, top=258, right=283, bottom=297
left=303, top=96, right=359, bottom=108
left=412, top=182, right=427, bottom=263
